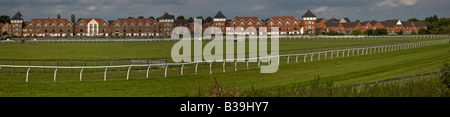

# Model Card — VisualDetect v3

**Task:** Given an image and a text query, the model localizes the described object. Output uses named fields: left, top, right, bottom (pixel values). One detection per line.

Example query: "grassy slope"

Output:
left=0, top=38, right=436, bottom=60
left=0, top=42, right=448, bottom=97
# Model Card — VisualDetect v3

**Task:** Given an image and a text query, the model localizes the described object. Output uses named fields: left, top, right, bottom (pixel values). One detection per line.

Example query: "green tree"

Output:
left=205, top=16, right=213, bottom=23
left=0, top=15, right=11, bottom=23
left=176, top=15, right=185, bottom=20
left=410, top=31, right=417, bottom=35
left=397, top=29, right=403, bottom=35
left=187, top=17, right=194, bottom=22
left=57, top=14, right=61, bottom=19
left=407, top=18, right=419, bottom=22
left=71, top=14, right=76, bottom=23
left=149, top=16, right=155, bottom=19
left=351, top=30, right=361, bottom=36
left=363, top=29, right=373, bottom=36
left=138, top=16, right=144, bottom=18
left=418, top=28, right=431, bottom=34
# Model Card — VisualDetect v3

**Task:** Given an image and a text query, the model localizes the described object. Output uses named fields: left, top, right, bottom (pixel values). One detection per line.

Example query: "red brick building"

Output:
left=112, top=17, right=158, bottom=36
left=76, top=18, right=109, bottom=36
left=267, top=16, right=302, bottom=34
left=301, top=10, right=316, bottom=34
left=229, top=16, right=264, bottom=34
left=24, top=18, right=73, bottom=37
left=158, top=12, right=174, bottom=36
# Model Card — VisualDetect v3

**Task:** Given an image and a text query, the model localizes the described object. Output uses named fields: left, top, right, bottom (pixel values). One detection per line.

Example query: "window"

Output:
left=60, top=29, right=63, bottom=32
left=80, top=29, right=83, bottom=32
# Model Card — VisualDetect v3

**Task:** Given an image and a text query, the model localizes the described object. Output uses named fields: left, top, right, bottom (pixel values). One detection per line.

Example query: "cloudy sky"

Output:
left=0, top=0, right=448, bottom=21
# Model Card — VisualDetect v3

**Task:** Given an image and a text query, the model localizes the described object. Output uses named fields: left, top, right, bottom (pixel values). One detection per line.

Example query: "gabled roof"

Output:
left=381, top=19, right=400, bottom=28
left=302, top=10, right=316, bottom=18
left=341, top=22, right=359, bottom=28
left=232, top=16, right=261, bottom=23
left=325, top=22, right=340, bottom=28
left=316, top=18, right=325, bottom=23
left=78, top=18, right=106, bottom=24
left=412, top=22, right=427, bottom=28
left=108, top=20, right=115, bottom=25
left=29, top=18, right=71, bottom=24
left=270, top=16, right=299, bottom=22
left=116, top=18, right=155, bottom=24
left=369, top=21, right=379, bottom=26
left=341, top=17, right=351, bottom=23
left=361, top=21, right=371, bottom=26
left=11, top=12, right=23, bottom=20
left=328, top=18, right=339, bottom=23
left=214, top=11, right=226, bottom=18
left=160, top=12, right=173, bottom=20
left=401, top=21, right=413, bottom=28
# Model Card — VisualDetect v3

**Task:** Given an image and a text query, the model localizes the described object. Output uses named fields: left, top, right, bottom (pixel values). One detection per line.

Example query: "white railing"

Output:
left=0, top=39, right=448, bottom=82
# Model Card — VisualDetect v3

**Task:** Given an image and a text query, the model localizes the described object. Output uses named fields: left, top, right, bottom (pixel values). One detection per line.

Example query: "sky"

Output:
left=0, top=0, right=449, bottom=22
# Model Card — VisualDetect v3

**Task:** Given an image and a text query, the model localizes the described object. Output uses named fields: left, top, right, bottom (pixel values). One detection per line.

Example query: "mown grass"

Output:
left=0, top=42, right=448, bottom=97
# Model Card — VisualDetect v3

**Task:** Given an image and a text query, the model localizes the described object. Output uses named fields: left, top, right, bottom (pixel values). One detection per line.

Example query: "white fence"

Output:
left=0, top=39, right=448, bottom=82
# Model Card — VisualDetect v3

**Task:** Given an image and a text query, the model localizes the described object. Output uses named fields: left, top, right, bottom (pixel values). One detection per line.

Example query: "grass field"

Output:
left=0, top=37, right=448, bottom=97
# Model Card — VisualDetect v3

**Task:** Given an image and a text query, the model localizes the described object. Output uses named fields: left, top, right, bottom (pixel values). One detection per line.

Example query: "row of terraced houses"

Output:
left=3, top=10, right=427, bottom=37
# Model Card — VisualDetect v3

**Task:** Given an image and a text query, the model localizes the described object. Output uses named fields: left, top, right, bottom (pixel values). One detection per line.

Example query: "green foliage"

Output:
left=363, top=29, right=373, bottom=36
left=410, top=31, right=417, bottom=35
left=205, top=16, right=213, bottom=23
left=397, top=29, right=403, bottom=35
left=192, top=76, right=450, bottom=97
left=187, top=17, right=194, bottom=22
left=422, top=15, right=450, bottom=34
left=351, top=30, right=361, bottom=36
left=322, top=30, right=345, bottom=35
left=407, top=18, right=419, bottom=22
left=440, top=59, right=450, bottom=89
left=57, top=14, right=61, bottom=19
left=373, top=29, right=388, bottom=35
left=176, top=15, right=185, bottom=20
left=0, top=15, right=11, bottom=23
left=418, top=28, right=431, bottom=34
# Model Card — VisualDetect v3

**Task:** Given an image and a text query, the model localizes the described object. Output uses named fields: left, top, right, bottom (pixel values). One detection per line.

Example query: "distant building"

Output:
left=158, top=12, right=174, bottom=36
left=267, top=16, right=302, bottom=34
left=301, top=10, right=316, bottom=34
left=229, top=16, right=264, bottom=35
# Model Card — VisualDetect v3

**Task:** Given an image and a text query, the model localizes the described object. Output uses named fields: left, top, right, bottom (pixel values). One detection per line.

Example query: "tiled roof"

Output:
left=316, top=18, right=325, bottom=23
left=401, top=21, right=413, bottom=28
left=29, top=18, right=71, bottom=24
left=214, top=11, right=226, bottom=18
left=328, top=18, right=339, bottom=23
left=412, top=22, right=427, bottom=28
left=302, top=10, right=316, bottom=17
left=0, top=23, right=4, bottom=28
left=325, top=22, right=340, bottom=27
left=341, top=22, right=359, bottom=28
left=381, top=19, right=399, bottom=28
left=79, top=18, right=106, bottom=24
left=11, top=12, right=22, bottom=20
left=160, top=12, right=173, bottom=19
left=341, top=17, right=351, bottom=22
left=116, top=18, right=154, bottom=23
left=270, top=16, right=298, bottom=22
left=233, top=16, right=261, bottom=22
